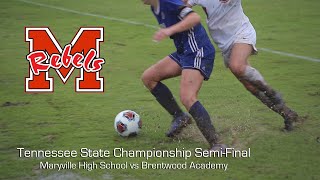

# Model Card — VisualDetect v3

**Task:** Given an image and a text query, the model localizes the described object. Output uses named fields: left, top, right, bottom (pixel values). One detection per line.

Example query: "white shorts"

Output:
left=222, top=23, right=258, bottom=67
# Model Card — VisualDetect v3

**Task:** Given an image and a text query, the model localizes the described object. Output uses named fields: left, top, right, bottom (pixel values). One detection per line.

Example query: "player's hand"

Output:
left=153, top=28, right=172, bottom=42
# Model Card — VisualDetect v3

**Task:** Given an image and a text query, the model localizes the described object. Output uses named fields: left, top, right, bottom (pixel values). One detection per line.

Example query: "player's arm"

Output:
left=153, top=7, right=200, bottom=42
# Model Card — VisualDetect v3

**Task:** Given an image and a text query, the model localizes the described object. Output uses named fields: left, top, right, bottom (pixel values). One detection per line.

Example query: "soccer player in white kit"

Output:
left=184, top=0, right=299, bottom=131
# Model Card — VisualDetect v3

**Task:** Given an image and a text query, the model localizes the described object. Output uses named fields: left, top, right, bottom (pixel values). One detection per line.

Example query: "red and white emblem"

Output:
left=25, top=27, right=105, bottom=92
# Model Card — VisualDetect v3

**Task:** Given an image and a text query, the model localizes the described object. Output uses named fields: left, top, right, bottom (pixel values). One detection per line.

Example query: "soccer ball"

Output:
left=114, top=110, right=142, bottom=137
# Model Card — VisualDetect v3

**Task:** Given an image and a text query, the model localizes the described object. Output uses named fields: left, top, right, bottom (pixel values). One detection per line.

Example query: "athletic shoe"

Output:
left=284, top=110, right=299, bottom=131
left=210, top=144, right=228, bottom=153
left=166, top=113, right=192, bottom=137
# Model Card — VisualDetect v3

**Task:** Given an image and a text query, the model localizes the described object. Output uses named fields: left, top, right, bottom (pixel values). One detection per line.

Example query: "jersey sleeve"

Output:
left=179, top=7, right=194, bottom=19
left=163, top=0, right=194, bottom=19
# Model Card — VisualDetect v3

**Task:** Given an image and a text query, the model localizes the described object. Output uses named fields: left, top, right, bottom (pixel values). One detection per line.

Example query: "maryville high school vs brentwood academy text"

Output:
left=16, top=147, right=251, bottom=171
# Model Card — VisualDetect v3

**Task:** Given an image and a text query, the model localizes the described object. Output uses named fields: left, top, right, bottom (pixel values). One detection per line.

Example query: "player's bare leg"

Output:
left=141, top=56, right=191, bottom=136
left=228, top=43, right=299, bottom=131
left=179, top=69, right=225, bottom=150
left=180, top=69, right=203, bottom=111
left=141, top=56, right=181, bottom=90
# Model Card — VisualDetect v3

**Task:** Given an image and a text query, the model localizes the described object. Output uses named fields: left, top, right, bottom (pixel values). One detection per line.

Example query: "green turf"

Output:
left=0, top=0, right=319, bottom=179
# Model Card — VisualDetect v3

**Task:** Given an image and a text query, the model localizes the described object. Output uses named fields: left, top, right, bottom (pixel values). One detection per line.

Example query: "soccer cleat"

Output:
left=210, top=144, right=228, bottom=153
left=283, top=110, right=299, bottom=131
left=166, top=113, right=192, bottom=137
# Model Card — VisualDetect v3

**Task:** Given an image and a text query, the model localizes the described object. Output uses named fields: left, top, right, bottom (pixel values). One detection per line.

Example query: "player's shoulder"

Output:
left=161, top=0, right=184, bottom=7
left=160, top=0, right=186, bottom=13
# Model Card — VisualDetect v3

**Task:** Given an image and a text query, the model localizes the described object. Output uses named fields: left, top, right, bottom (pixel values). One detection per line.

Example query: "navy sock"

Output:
left=189, top=101, right=219, bottom=144
left=151, top=82, right=183, bottom=118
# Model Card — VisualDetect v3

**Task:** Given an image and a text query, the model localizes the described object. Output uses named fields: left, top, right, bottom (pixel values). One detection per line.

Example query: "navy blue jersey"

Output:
left=151, top=0, right=213, bottom=55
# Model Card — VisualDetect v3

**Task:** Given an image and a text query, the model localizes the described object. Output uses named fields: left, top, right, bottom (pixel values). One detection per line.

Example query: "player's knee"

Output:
left=141, top=70, right=156, bottom=90
left=141, top=71, right=148, bottom=85
left=180, top=93, right=197, bottom=110
left=229, top=61, right=246, bottom=77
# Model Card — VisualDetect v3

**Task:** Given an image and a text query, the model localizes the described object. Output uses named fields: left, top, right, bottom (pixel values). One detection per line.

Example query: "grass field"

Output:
left=1, top=0, right=320, bottom=179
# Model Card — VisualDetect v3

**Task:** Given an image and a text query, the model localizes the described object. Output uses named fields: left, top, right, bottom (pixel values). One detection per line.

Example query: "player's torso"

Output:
left=192, top=0, right=252, bottom=51
left=152, top=0, right=213, bottom=54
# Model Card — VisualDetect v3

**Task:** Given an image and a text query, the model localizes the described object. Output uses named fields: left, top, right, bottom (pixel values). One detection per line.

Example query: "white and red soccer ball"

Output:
left=114, top=110, right=142, bottom=137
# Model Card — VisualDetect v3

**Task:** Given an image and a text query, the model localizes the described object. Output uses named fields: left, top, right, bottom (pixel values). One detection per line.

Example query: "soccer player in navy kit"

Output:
left=141, top=0, right=226, bottom=150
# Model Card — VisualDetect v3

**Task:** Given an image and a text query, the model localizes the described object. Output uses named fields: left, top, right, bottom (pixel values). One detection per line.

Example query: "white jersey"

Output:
left=188, top=0, right=256, bottom=52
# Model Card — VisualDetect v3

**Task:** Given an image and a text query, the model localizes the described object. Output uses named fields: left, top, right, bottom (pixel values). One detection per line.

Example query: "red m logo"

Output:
left=25, top=27, right=105, bottom=92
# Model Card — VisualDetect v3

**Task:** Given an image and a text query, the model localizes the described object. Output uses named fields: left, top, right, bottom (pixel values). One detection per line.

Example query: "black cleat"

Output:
left=210, top=144, right=228, bottom=153
left=166, top=113, right=192, bottom=137
left=284, top=110, right=299, bottom=131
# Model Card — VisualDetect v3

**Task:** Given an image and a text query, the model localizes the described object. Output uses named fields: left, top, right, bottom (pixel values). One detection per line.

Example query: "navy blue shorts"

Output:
left=169, top=45, right=215, bottom=80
